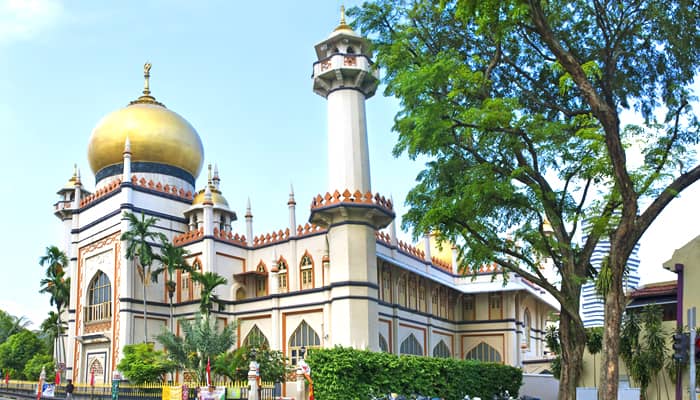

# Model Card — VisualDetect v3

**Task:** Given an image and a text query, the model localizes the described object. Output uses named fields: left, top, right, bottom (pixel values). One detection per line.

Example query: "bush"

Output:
left=305, top=347, right=522, bottom=400
left=24, top=354, right=55, bottom=381
left=117, top=343, right=177, bottom=384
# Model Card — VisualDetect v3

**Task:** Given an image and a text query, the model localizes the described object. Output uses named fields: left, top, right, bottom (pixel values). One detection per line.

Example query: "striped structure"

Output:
left=580, top=219, right=641, bottom=328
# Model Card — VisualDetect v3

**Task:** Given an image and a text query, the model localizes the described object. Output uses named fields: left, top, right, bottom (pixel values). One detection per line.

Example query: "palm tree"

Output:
left=40, top=312, right=67, bottom=356
left=151, top=239, right=191, bottom=332
left=190, top=271, right=227, bottom=318
left=0, top=311, right=31, bottom=342
left=121, top=212, right=166, bottom=342
left=39, top=246, right=70, bottom=374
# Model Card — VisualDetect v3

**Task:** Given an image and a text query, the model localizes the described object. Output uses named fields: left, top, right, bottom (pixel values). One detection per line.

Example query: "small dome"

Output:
left=192, top=187, right=230, bottom=208
left=87, top=64, right=204, bottom=181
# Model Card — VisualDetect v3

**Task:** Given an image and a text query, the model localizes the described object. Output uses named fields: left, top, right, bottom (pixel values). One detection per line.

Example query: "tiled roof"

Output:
left=628, top=281, right=677, bottom=299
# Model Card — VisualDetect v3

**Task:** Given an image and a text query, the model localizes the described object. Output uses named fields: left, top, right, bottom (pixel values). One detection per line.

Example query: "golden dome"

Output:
left=87, top=64, right=204, bottom=179
left=192, top=187, right=230, bottom=207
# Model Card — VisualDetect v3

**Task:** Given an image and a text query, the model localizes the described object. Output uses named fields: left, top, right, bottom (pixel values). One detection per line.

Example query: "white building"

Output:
left=53, top=12, right=559, bottom=388
left=580, top=219, right=641, bottom=327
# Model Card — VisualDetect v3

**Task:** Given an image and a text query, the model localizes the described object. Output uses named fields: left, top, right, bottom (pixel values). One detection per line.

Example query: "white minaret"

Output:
left=309, top=8, right=391, bottom=352
left=313, top=6, right=379, bottom=193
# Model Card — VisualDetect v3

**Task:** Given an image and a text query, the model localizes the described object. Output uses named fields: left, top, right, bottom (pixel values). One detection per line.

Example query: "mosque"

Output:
left=52, top=11, right=559, bottom=386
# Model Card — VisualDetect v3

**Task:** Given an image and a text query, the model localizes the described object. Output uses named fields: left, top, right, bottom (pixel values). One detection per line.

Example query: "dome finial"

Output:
left=130, top=62, right=165, bottom=107
left=207, top=163, right=213, bottom=185
left=143, top=62, right=152, bottom=96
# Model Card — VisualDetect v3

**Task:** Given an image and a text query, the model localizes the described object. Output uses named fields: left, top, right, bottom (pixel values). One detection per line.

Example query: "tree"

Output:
left=40, top=312, right=67, bottom=357
left=121, top=212, right=167, bottom=342
left=23, top=354, right=55, bottom=382
left=0, top=310, right=30, bottom=344
left=351, top=2, right=699, bottom=399
left=152, top=239, right=191, bottom=332
left=39, top=246, right=70, bottom=373
left=116, top=342, right=177, bottom=384
left=586, top=327, right=603, bottom=388
left=0, top=330, right=46, bottom=380
left=620, top=305, right=669, bottom=400
left=214, top=337, right=291, bottom=383
left=191, top=271, right=227, bottom=318
left=156, top=313, right=236, bottom=383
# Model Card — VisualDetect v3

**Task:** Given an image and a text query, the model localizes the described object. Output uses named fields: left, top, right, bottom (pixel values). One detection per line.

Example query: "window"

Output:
left=418, top=281, right=426, bottom=312
left=256, top=262, right=267, bottom=297
left=236, top=288, right=246, bottom=300
left=400, top=333, right=423, bottom=356
left=398, top=277, right=407, bottom=306
left=381, top=268, right=392, bottom=301
left=379, top=334, right=389, bottom=353
left=465, top=342, right=501, bottom=363
left=243, top=325, right=270, bottom=348
left=463, top=295, right=475, bottom=321
left=523, top=309, right=531, bottom=350
left=431, top=289, right=439, bottom=313
left=408, top=277, right=417, bottom=309
left=192, top=260, right=202, bottom=300
left=439, top=287, right=448, bottom=318
left=278, top=258, right=288, bottom=292
left=433, top=340, right=451, bottom=358
left=289, top=321, right=321, bottom=366
left=448, top=293, right=455, bottom=320
left=182, top=270, right=190, bottom=300
left=300, top=253, right=314, bottom=290
left=86, top=271, right=111, bottom=322
left=489, top=293, right=503, bottom=319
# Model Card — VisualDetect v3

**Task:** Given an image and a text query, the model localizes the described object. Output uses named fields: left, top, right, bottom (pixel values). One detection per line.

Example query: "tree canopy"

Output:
left=351, top=1, right=699, bottom=399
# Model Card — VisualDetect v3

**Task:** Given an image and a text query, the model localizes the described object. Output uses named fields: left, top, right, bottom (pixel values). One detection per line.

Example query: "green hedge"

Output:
left=305, top=347, right=522, bottom=400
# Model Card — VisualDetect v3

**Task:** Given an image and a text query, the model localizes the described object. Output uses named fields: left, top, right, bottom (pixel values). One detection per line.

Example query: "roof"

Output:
left=628, top=281, right=677, bottom=299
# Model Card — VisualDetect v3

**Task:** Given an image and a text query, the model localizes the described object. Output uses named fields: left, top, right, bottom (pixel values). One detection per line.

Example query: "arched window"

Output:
left=86, top=271, right=111, bottom=322
left=243, top=325, right=270, bottom=348
left=288, top=320, right=321, bottom=365
left=381, top=267, right=391, bottom=301
left=235, top=287, right=246, bottom=300
left=523, top=308, right=531, bottom=350
left=400, top=333, right=423, bottom=356
left=88, top=358, right=104, bottom=382
left=300, top=253, right=314, bottom=290
left=346, top=46, right=355, bottom=54
left=379, top=334, right=389, bottom=353
left=397, top=276, right=407, bottom=306
left=256, top=262, right=267, bottom=297
left=465, top=342, right=502, bottom=363
left=191, top=259, right=203, bottom=300
left=278, top=258, right=288, bottom=292
left=433, top=340, right=451, bottom=358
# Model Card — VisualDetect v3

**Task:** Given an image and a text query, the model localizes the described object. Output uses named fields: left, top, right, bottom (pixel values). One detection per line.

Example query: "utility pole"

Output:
left=689, top=307, right=696, bottom=400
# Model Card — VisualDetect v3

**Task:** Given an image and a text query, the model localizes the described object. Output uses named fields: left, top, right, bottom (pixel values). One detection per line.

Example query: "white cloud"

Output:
left=0, top=0, right=64, bottom=43
left=0, top=299, right=51, bottom=330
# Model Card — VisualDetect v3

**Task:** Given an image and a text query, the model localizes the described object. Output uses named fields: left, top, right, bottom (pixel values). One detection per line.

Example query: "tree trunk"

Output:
left=143, top=279, right=148, bottom=342
left=600, top=255, right=627, bottom=400
left=558, top=309, right=587, bottom=400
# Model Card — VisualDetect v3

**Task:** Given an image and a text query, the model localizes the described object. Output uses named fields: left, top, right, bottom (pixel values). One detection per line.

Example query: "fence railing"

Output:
left=0, top=380, right=277, bottom=400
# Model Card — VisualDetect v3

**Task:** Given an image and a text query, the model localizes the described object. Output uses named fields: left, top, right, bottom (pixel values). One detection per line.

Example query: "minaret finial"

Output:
left=207, top=164, right=213, bottom=185
left=143, top=62, right=152, bottom=96
left=340, top=5, right=346, bottom=25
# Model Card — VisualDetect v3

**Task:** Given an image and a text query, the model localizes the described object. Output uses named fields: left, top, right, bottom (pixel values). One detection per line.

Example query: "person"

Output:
left=65, top=379, right=74, bottom=400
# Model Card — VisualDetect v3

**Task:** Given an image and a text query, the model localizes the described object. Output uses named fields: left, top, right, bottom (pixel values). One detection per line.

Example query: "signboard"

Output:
left=111, top=379, right=120, bottom=400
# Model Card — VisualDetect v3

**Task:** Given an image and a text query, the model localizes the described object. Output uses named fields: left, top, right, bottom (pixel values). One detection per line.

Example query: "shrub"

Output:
left=305, top=347, right=522, bottom=400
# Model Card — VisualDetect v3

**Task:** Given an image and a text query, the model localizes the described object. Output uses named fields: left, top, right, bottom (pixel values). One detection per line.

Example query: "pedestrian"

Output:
left=65, top=379, right=74, bottom=400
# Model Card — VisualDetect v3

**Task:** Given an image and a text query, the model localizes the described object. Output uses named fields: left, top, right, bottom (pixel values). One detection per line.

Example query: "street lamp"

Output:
left=249, top=348, right=257, bottom=361
left=299, top=346, right=306, bottom=360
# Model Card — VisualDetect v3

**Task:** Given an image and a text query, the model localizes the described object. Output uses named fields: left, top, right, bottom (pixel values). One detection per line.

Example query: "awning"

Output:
left=627, top=295, right=677, bottom=309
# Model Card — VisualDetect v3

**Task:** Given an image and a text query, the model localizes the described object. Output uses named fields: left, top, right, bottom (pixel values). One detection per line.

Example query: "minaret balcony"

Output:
left=312, top=53, right=379, bottom=98
left=308, top=189, right=395, bottom=229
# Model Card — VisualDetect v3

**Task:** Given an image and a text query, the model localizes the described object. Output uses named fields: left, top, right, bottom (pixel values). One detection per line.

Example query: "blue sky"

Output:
left=0, top=0, right=695, bottom=328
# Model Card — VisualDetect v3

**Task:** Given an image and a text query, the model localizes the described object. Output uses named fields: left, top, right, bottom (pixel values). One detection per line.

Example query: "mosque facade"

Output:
left=53, top=13, right=559, bottom=385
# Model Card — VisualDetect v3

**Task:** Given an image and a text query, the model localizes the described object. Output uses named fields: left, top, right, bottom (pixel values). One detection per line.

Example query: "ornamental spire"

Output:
left=129, top=62, right=165, bottom=107
left=334, top=5, right=352, bottom=31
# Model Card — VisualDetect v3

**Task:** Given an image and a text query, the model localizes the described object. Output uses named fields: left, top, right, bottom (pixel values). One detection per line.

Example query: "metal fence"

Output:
left=0, top=380, right=277, bottom=400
